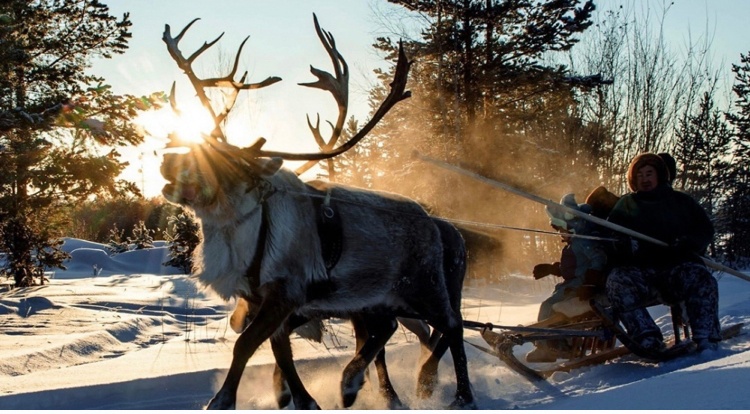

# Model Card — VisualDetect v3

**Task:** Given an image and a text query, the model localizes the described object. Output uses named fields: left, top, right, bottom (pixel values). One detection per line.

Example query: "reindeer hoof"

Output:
left=385, top=395, right=407, bottom=410
left=205, top=391, right=236, bottom=410
left=416, top=363, right=438, bottom=399
left=292, top=399, right=321, bottom=410
left=274, top=380, right=291, bottom=408
left=448, top=395, right=477, bottom=410
left=341, top=368, right=366, bottom=408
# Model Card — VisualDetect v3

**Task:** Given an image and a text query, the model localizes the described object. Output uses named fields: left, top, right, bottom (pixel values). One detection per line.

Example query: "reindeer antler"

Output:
left=163, top=14, right=411, bottom=168
left=250, top=35, right=411, bottom=162
left=248, top=14, right=411, bottom=161
left=293, top=14, right=350, bottom=176
left=162, top=18, right=282, bottom=143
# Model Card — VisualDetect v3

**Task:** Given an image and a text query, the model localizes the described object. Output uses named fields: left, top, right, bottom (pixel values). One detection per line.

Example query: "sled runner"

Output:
left=467, top=294, right=745, bottom=382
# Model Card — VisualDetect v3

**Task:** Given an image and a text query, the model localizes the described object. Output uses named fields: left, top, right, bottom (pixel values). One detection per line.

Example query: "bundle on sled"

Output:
left=470, top=293, right=745, bottom=382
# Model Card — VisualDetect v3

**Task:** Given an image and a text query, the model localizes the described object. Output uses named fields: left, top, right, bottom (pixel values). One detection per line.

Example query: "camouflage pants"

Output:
left=605, top=262, right=721, bottom=343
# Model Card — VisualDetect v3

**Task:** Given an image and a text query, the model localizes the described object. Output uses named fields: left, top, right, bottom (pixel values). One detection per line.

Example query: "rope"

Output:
left=462, top=319, right=606, bottom=338
left=281, top=188, right=617, bottom=241
left=444, top=217, right=617, bottom=241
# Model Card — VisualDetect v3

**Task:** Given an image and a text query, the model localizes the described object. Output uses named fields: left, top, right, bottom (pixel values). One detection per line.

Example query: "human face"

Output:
left=636, top=165, right=659, bottom=192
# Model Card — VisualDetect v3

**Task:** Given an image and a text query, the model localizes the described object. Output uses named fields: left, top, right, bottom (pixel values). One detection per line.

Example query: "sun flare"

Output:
left=135, top=103, right=215, bottom=145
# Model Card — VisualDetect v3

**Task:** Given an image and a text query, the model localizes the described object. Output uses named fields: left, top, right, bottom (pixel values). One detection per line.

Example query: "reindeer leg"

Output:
left=270, top=320, right=320, bottom=410
left=355, top=315, right=406, bottom=409
left=341, top=316, right=398, bottom=408
left=207, top=282, right=293, bottom=410
left=416, top=333, right=449, bottom=399
left=373, top=347, right=406, bottom=409
left=229, top=296, right=252, bottom=334
left=417, top=316, right=475, bottom=409
left=446, top=327, right=475, bottom=409
left=398, top=317, right=433, bottom=364
left=271, top=363, right=291, bottom=409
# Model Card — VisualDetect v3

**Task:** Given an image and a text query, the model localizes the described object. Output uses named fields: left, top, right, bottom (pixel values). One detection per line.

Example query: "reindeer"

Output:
left=229, top=301, right=435, bottom=409
left=228, top=217, right=464, bottom=409
left=160, top=15, right=475, bottom=409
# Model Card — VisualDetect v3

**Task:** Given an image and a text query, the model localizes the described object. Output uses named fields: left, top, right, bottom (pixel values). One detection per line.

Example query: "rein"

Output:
left=277, top=187, right=617, bottom=242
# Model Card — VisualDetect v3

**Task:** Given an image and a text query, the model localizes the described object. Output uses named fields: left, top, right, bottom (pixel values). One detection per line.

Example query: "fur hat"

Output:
left=627, top=152, right=669, bottom=192
left=546, top=193, right=592, bottom=233
left=585, top=186, right=620, bottom=218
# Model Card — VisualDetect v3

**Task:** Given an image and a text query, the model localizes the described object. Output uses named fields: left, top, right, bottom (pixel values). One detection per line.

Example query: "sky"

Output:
left=0, top=237, right=749, bottom=409
left=88, top=0, right=750, bottom=198
left=91, top=0, right=406, bottom=198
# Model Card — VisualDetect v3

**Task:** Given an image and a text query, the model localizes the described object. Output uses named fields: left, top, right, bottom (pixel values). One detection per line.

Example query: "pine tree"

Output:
left=163, top=212, right=200, bottom=274
left=356, top=1, right=600, bottom=276
left=369, top=0, right=601, bottom=190
left=722, top=52, right=750, bottom=265
left=673, top=91, right=733, bottom=257
left=128, top=221, right=154, bottom=250
left=0, top=1, right=165, bottom=286
left=107, top=224, right=129, bottom=255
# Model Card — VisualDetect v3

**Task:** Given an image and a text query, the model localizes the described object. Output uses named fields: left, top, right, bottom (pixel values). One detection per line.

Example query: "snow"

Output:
left=1, top=237, right=749, bottom=410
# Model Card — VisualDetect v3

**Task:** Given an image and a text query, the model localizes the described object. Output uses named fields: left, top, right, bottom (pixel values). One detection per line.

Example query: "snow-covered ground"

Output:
left=1, top=238, right=749, bottom=410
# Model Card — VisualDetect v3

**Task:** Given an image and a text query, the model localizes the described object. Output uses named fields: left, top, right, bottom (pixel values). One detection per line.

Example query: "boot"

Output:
left=525, top=343, right=559, bottom=363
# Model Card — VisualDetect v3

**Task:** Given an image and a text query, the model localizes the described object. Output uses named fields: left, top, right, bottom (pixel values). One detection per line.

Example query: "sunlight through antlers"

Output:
left=160, top=13, right=411, bottom=171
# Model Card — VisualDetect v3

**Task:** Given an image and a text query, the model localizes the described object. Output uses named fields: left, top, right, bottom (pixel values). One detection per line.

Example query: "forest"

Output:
left=1, top=0, right=749, bottom=287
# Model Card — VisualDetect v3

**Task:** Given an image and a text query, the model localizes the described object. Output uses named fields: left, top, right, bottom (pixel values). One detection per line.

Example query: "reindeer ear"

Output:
left=253, top=157, right=283, bottom=177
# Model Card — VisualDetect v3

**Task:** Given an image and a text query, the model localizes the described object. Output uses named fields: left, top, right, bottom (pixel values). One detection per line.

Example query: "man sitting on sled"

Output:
left=605, top=152, right=721, bottom=354
left=526, top=189, right=617, bottom=362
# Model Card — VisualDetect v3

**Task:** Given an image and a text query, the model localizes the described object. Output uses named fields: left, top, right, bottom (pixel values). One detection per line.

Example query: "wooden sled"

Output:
left=470, top=295, right=745, bottom=382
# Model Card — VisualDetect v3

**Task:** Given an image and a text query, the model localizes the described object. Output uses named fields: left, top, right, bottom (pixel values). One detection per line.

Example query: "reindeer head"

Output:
left=159, top=14, right=411, bottom=213
left=160, top=141, right=283, bottom=210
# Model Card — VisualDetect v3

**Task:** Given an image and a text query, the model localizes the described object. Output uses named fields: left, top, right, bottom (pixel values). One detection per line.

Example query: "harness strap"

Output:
left=243, top=202, right=268, bottom=304
left=308, top=186, right=343, bottom=273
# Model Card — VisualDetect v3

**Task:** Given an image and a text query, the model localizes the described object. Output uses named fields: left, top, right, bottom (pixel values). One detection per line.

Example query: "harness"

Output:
left=242, top=181, right=343, bottom=302
left=242, top=180, right=273, bottom=306
left=307, top=184, right=343, bottom=272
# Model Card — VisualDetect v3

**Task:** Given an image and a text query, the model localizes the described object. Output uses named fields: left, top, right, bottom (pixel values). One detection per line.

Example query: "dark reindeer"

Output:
left=229, top=298, right=437, bottom=409
left=228, top=216, right=464, bottom=409
left=160, top=15, right=475, bottom=409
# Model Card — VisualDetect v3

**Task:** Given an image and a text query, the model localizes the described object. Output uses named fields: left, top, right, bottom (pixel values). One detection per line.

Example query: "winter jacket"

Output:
left=607, top=183, right=714, bottom=269
left=555, top=224, right=610, bottom=289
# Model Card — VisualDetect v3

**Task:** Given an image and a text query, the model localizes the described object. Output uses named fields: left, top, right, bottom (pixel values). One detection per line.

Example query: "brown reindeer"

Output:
left=160, top=15, right=474, bottom=409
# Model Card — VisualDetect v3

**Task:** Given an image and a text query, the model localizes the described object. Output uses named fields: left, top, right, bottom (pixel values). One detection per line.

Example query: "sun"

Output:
left=134, top=102, right=215, bottom=145
left=124, top=103, right=219, bottom=198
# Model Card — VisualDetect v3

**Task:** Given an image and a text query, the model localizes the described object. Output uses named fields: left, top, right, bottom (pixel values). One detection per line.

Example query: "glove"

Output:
left=533, top=262, right=561, bottom=279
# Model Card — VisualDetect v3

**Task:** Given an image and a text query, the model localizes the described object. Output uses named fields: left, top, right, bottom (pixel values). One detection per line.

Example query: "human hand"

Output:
left=533, top=262, right=561, bottom=279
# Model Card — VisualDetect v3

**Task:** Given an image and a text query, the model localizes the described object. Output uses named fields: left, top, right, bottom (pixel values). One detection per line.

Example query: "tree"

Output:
left=127, top=220, right=155, bottom=250
left=163, top=212, right=200, bottom=274
left=673, top=91, right=733, bottom=257
left=355, top=0, right=601, bottom=277
left=570, top=2, right=719, bottom=193
left=722, top=52, right=750, bottom=265
left=106, top=223, right=129, bottom=255
left=0, top=0, right=164, bottom=287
